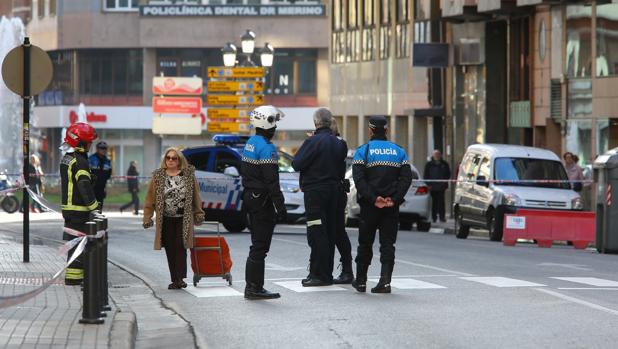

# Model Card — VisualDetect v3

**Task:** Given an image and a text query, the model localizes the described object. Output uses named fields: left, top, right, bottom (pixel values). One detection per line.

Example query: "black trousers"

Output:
left=431, top=190, right=446, bottom=221
left=161, top=216, right=187, bottom=283
left=335, top=190, right=352, bottom=265
left=356, top=204, right=399, bottom=266
left=244, top=189, right=276, bottom=287
left=120, top=191, right=140, bottom=213
left=304, top=186, right=338, bottom=282
left=63, top=220, right=86, bottom=283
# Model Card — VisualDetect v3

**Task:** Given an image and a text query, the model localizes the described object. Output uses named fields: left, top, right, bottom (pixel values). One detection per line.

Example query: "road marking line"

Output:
left=551, top=277, right=618, bottom=287
left=460, top=277, right=546, bottom=288
left=272, top=238, right=308, bottom=247
left=535, top=288, right=618, bottom=316
left=265, top=263, right=306, bottom=271
left=183, top=285, right=243, bottom=298
left=368, top=278, right=447, bottom=290
left=395, top=259, right=475, bottom=276
left=558, top=288, right=618, bottom=291
left=274, top=281, right=347, bottom=293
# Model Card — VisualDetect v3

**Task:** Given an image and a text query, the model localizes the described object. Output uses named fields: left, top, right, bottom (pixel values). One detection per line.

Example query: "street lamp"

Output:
left=259, top=43, right=274, bottom=68
left=221, top=42, right=237, bottom=67
left=240, top=30, right=256, bottom=66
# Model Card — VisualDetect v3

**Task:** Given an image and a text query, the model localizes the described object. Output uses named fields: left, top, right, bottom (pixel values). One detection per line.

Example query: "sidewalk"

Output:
left=0, top=233, right=113, bottom=348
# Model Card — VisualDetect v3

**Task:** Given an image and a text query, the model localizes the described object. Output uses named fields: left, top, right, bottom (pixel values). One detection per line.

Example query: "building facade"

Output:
left=13, top=0, right=329, bottom=175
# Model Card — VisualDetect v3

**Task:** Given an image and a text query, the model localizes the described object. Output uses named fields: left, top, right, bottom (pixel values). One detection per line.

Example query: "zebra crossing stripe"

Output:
left=369, top=278, right=447, bottom=290
left=460, top=277, right=546, bottom=288
left=183, top=285, right=243, bottom=298
left=551, top=277, right=618, bottom=287
left=274, top=281, right=346, bottom=293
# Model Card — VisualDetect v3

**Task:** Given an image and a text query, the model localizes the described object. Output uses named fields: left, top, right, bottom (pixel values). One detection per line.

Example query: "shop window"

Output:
left=596, top=1, right=618, bottom=77
left=566, top=119, right=592, bottom=165
left=566, top=5, right=592, bottom=78
left=105, top=0, right=139, bottom=11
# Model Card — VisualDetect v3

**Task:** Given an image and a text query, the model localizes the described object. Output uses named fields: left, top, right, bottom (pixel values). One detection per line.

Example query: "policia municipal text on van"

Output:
left=60, top=122, right=100, bottom=285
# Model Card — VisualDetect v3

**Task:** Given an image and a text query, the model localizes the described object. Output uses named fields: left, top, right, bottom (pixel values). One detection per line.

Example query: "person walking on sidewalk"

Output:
left=143, top=148, right=204, bottom=290
left=60, top=123, right=99, bottom=286
left=241, top=105, right=287, bottom=300
left=424, top=149, right=451, bottom=223
left=351, top=116, right=413, bottom=294
left=28, top=154, right=44, bottom=213
left=120, top=161, right=140, bottom=215
left=292, top=108, right=348, bottom=287
left=330, top=119, right=354, bottom=284
left=89, top=141, right=112, bottom=212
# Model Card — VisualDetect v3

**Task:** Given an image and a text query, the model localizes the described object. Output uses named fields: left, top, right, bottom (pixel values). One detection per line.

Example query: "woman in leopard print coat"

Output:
left=143, top=147, right=204, bottom=289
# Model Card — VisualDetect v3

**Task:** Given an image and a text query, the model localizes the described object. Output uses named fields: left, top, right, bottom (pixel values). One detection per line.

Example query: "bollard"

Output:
left=93, top=218, right=107, bottom=318
left=100, top=216, right=111, bottom=311
left=79, top=221, right=104, bottom=324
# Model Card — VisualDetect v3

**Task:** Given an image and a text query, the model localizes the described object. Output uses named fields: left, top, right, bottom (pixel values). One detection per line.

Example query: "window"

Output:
left=414, top=21, right=430, bottom=43
left=186, top=151, right=211, bottom=171
left=333, top=0, right=343, bottom=31
left=214, top=151, right=241, bottom=174
left=79, top=50, right=143, bottom=96
left=596, top=1, right=618, bottom=76
left=278, top=151, right=295, bottom=173
left=494, top=158, right=570, bottom=189
left=510, top=17, right=530, bottom=101
left=566, top=5, right=592, bottom=78
left=265, top=49, right=317, bottom=96
left=379, top=0, right=391, bottom=60
left=478, top=158, right=491, bottom=180
left=50, top=0, right=56, bottom=15
left=104, top=0, right=139, bottom=11
left=364, top=0, right=374, bottom=26
left=38, top=0, right=45, bottom=18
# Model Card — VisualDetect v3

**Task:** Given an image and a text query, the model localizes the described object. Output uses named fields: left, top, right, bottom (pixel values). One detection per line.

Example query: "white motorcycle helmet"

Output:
left=249, top=105, right=284, bottom=130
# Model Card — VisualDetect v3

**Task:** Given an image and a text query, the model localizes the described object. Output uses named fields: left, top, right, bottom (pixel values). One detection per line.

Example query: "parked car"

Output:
left=345, top=164, right=432, bottom=231
left=453, top=144, right=583, bottom=241
left=182, top=135, right=304, bottom=232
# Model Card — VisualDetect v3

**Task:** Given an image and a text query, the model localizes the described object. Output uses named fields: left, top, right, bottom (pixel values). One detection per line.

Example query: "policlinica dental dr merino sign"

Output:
left=140, top=5, right=326, bottom=17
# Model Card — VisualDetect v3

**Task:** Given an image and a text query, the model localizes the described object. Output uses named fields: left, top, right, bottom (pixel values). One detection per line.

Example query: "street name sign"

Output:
left=207, top=122, right=250, bottom=133
left=207, top=109, right=250, bottom=119
left=153, top=96, right=202, bottom=114
left=207, top=81, right=264, bottom=92
left=207, top=67, right=265, bottom=78
left=152, top=76, right=203, bottom=95
left=207, top=95, right=264, bottom=106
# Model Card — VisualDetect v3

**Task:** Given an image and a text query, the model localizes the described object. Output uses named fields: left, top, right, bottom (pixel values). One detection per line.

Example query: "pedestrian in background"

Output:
left=89, top=141, right=112, bottom=212
left=241, top=105, right=287, bottom=300
left=329, top=119, right=354, bottom=284
left=143, top=148, right=204, bottom=290
left=28, top=154, right=44, bottom=213
left=564, top=152, right=584, bottom=192
left=120, top=160, right=140, bottom=215
left=292, top=108, right=348, bottom=287
left=351, top=116, right=412, bottom=293
left=424, top=149, right=451, bottom=223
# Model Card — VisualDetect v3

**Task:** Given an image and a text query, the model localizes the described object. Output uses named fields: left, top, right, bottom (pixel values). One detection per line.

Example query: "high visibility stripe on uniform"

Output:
left=75, top=169, right=91, bottom=179
left=61, top=201, right=98, bottom=212
left=307, top=219, right=322, bottom=227
left=67, top=158, right=77, bottom=208
left=65, top=268, right=84, bottom=280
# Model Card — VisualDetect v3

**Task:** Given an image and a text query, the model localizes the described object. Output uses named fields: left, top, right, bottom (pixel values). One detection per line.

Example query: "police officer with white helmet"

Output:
left=351, top=116, right=413, bottom=293
left=241, top=105, right=287, bottom=300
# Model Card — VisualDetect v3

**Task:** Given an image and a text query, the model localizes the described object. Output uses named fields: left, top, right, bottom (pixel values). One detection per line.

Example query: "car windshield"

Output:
left=494, top=157, right=570, bottom=189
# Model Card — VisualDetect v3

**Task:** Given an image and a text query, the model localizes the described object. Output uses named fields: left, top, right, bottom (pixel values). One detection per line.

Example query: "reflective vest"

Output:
left=60, top=152, right=98, bottom=220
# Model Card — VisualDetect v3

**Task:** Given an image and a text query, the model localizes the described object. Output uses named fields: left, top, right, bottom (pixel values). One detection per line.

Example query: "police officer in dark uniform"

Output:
left=89, top=141, right=112, bottom=212
left=292, top=108, right=348, bottom=287
left=241, top=105, right=287, bottom=300
left=61, top=122, right=99, bottom=285
left=351, top=116, right=413, bottom=293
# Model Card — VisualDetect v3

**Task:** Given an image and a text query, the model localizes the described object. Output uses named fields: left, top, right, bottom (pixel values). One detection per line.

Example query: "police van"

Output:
left=182, top=135, right=304, bottom=232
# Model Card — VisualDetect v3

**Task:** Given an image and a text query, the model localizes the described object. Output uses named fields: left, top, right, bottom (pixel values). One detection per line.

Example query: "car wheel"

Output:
left=487, top=208, right=504, bottom=242
left=455, top=210, right=470, bottom=239
left=416, top=221, right=431, bottom=232
left=399, top=221, right=413, bottom=231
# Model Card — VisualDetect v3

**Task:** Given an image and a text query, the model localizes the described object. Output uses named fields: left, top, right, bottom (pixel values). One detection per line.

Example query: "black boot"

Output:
left=333, top=260, right=354, bottom=284
left=371, top=263, right=394, bottom=294
left=302, top=261, right=317, bottom=283
left=245, top=258, right=280, bottom=300
left=352, top=263, right=369, bottom=292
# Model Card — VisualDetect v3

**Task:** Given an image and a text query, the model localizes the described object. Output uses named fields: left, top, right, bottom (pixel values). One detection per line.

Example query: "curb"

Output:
left=109, top=311, right=137, bottom=349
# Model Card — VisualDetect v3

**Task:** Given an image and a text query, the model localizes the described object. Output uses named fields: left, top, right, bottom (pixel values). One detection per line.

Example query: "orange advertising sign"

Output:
left=153, top=97, right=202, bottom=114
left=152, top=77, right=203, bottom=95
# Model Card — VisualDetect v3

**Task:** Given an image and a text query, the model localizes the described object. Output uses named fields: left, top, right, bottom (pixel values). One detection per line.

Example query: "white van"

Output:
left=453, top=144, right=583, bottom=241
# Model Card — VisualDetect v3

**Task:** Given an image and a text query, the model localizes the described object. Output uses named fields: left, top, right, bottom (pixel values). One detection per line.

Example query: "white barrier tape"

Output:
left=0, top=185, right=26, bottom=195
left=26, top=188, right=62, bottom=213
left=63, top=227, right=106, bottom=239
left=0, top=236, right=87, bottom=309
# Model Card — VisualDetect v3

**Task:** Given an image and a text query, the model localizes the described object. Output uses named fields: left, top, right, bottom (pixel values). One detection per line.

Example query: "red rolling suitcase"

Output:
left=190, top=222, right=233, bottom=286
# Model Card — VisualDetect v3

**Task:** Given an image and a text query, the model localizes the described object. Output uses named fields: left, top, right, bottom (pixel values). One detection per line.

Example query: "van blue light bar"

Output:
left=213, top=135, right=250, bottom=145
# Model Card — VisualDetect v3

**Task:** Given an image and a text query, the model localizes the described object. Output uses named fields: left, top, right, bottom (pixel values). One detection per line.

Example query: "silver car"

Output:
left=345, top=165, right=432, bottom=231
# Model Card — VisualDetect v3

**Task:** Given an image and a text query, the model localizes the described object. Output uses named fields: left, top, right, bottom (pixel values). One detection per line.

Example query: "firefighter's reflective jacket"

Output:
left=61, top=151, right=98, bottom=223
